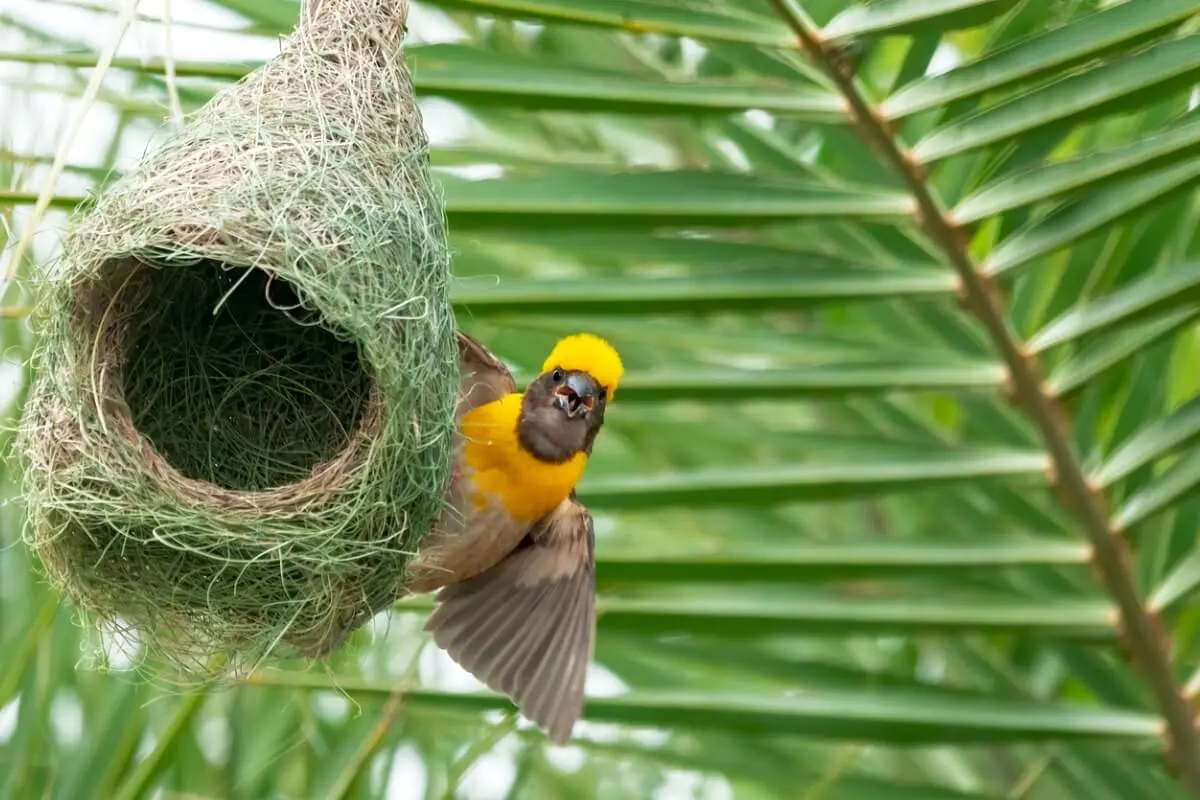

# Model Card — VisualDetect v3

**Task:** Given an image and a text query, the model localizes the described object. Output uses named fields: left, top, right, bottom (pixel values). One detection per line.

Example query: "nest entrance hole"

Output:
left=120, top=260, right=372, bottom=492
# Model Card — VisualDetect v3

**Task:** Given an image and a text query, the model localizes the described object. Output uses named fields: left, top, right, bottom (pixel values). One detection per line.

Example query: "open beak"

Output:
left=554, top=372, right=599, bottom=418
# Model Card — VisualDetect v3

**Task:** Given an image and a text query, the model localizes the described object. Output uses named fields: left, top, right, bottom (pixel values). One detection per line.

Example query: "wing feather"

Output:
left=456, top=331, right=517, bottom=416
left=424, top=495, right=596, bottom=745
left=404, top=332, right=521, bottom=594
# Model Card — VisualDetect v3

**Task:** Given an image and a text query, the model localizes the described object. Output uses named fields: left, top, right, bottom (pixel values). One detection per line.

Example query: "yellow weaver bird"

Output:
left=405, top=330, right=623, bottom=745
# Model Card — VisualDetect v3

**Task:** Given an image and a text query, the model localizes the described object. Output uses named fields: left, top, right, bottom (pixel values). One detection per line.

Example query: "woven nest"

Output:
left=15, top=0, right=458, bottom=675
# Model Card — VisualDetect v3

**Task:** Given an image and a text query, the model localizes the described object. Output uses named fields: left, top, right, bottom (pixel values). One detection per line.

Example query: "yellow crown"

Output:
left=541, top=333, right=624, bottom=397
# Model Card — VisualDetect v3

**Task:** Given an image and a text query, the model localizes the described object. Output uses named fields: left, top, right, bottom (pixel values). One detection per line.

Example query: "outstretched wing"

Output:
left=424, top=493, right=596, bottom=745
left=456, top=331, right=517, bottom=416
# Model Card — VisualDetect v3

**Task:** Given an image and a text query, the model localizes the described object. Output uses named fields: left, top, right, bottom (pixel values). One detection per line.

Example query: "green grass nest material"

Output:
left=15, top=0, right=458, bottom=675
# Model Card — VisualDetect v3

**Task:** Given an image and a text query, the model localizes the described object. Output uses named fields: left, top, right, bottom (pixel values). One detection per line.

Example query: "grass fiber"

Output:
left=14, top=0, right=457, bottom=677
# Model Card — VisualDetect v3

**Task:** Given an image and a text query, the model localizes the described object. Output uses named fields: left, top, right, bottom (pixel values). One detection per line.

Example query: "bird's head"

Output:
left=517, top=333, right=623, bottom=463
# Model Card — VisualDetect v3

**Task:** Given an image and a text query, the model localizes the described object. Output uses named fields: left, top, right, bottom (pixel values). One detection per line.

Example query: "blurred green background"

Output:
left=4, top=0, right=1200, bottom=797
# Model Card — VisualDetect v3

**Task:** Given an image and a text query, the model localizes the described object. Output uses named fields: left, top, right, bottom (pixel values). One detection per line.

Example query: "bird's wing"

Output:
left=424, top=493, right=596, bottom=745
left=405, top=332, right=519, bottom=592
left=456, top=330, right=517, bottom=416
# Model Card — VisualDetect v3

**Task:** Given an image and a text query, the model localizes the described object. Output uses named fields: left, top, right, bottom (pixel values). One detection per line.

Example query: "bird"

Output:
left=404, top=329, right=623, bottom=745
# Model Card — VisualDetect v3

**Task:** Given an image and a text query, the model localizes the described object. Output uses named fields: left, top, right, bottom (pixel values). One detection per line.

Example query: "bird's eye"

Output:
left=551, top=368, right=564, bottom=383
left=598, top=388, right=608, bottom=400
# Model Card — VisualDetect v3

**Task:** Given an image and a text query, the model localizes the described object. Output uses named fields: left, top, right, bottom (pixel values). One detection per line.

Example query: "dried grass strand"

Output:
left=14, top=0, right=457, bottom=678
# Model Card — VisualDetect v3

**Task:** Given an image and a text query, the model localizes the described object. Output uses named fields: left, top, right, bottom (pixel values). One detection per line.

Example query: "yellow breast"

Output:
left=460, top=393, right=587, bottom=522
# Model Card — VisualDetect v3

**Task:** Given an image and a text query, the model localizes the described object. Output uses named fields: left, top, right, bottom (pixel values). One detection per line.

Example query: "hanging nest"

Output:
left=15, top=0, right=458, bottom=675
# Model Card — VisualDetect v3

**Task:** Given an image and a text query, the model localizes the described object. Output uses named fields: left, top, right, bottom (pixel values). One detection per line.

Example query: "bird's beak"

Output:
left=554, top=372, right=600, bottom=418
